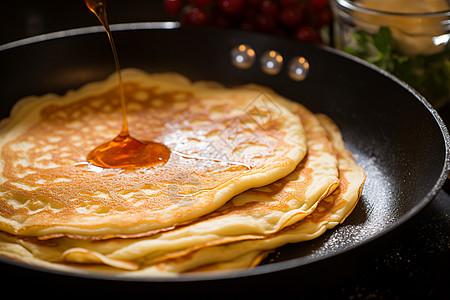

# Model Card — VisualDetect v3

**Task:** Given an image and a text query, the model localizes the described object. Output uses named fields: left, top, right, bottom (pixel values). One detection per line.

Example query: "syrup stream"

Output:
left=84, top=0, right=170, bottom=169
left=85, top=0, right=128, bottom=134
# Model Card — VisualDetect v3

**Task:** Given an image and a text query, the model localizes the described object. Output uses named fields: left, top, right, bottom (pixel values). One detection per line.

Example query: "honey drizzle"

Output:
left=85, top=0, right=127, bottom=134
left=84, top=0, right=170, bottom=169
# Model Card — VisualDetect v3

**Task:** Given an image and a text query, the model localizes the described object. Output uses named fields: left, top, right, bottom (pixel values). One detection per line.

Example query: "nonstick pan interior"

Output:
left=0, top=24, right=448, bottom=284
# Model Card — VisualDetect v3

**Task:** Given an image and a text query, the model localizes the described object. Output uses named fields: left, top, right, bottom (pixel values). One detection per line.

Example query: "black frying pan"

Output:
left=0, top=24, right=449, bottom=294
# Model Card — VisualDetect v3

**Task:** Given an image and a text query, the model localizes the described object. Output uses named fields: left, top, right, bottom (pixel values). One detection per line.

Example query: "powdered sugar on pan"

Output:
left=306, top=151, right=400, bottom=259
left=264, top=148, right=402, bottom=265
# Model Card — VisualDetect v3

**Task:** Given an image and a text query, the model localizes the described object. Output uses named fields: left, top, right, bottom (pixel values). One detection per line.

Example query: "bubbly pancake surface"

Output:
left=98, top=102, right=340, bottom=264
left=0, top=71, right=366, bottom=277
left=140, top=114, right=366, bottom=274
left=18, top=103, right=339, bottom=268
left=0, top=110, right=362, bottom=277
left=0, top=69, right=307, bottom=238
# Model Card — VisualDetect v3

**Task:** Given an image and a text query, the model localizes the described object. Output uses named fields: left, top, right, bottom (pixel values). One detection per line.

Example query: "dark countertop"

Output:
left=327, top=186, right=450, bottom=299
left=0, top=1, right=449, bottom=298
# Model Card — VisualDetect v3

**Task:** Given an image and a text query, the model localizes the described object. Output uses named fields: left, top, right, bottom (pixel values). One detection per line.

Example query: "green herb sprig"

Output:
left=343, top=26, right=450, bottom=107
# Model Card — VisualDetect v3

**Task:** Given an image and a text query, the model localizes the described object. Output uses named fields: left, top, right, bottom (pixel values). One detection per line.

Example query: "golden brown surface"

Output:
left=140, top=114, right=366, bottom=274
left=0, top=71, right=365, bottom=276
left=0, top=70, right=306, bottom=239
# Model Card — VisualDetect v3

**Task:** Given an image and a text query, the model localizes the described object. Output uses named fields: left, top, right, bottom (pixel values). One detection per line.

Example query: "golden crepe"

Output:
left=132, top=114, right=366, bottom=275
left=0, top=101, right=339, bottom=271
left=95, top=101, right=340, bottom=265
left=0, top=69, right=307, bottom=239
left=0, top=70, right=365, bottom=276
left=57, top=113, right=363, bottom=276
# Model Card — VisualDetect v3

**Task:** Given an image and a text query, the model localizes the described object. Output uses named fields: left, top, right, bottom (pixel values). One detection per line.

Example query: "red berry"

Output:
left=279, top=6, right=303, bottom=28
left=280, top=0, right=297, bottom=7
left=247, top=0, right=264, bottom=7
left=309, top=0, right=328, bottom=12
left=261, top=0, right=279, bottom=17
left=182, top=6, right=209, bottom=25
left=315, top=9, right=332, bottom=28
left=294, top=25, right=321, bottom=43
left=187, top=0, right=212, bottom=7
left=256, top=13, right=277, bottom=33
left=164, top=0, right=182, bottom=15
left=219, top=0, right=244, bottom=15
left=298, top=1, right=312, bottom=23
left=244, top=6, right=259, bottom=19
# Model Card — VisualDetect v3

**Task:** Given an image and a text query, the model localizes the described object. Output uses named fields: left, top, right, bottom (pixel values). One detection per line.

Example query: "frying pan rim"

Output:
left=0, top=23, right=449, bottom=282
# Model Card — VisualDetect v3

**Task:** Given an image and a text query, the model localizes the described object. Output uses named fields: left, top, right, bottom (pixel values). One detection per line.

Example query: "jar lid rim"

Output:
left=333, top=0, right=450, bottom=18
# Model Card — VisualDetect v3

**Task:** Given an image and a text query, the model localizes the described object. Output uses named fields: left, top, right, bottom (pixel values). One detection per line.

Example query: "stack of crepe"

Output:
left=0, top=69, right=365, bottom=276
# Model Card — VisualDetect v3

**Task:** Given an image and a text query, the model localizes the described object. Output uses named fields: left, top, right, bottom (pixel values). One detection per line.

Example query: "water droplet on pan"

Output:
left=231, top=44, right=256, bottom=69
left=260, top=50, right=283, bottom=75
left=288, top=56, right=310, bottom=81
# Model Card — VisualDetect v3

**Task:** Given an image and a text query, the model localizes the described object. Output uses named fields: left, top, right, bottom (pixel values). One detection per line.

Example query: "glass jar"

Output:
left=330, top=0, right=450, bottom=108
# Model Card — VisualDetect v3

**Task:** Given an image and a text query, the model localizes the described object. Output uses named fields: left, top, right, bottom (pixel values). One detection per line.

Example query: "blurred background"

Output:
left=0, top=1, right=332, bottom=44
left=1, top=0, right=449, bottom=109
left=0, top=1, right=168, bottom=44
